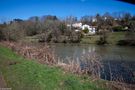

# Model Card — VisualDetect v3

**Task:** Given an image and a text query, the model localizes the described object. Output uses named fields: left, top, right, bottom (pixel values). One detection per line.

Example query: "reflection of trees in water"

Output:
left=82, top=46, right=96, bottom=54
left=53, top=44, right=135, bottom=84
left=81, top=46, right=135, bottom=84
left=101, top=60, right=135, bottom=84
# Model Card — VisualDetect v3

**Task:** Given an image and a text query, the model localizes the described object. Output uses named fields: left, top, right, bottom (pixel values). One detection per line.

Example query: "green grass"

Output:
left=0, top=45, right=106, bottom=90
left=107, top=32, right=126, bottom=45
left=81, top=32, right=126, bottom=45
left=81, top=35, right=100, bottom=44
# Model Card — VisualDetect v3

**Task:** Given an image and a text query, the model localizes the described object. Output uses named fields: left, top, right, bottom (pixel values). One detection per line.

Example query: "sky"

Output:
left=0, top=0, right=135, bottom=20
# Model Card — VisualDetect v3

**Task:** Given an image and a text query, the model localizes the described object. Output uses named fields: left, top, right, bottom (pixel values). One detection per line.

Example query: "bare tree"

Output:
left=3, top=21, right=25, bottom=41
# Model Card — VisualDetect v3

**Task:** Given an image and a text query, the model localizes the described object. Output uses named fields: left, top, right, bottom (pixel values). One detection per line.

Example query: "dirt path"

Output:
left=0, top=72, right=6, bottom=88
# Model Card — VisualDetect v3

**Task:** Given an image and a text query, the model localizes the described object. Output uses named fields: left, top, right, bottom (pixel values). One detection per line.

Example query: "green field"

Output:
left=81, top=35, right=100, bottom=44
left=0, top=45, right=106, bottom=90
left=81, top=32, right=126, bottom=45
left=107, top=32, right=126, bottom=45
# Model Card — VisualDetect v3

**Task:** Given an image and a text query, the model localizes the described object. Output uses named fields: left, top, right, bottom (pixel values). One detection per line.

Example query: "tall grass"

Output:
left=0, top=41, right=56, bottom=65
left=57, top=52, right=102, bottom=79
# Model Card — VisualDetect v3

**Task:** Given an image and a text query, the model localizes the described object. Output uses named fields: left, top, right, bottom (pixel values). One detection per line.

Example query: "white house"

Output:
left=92, top=18, right=97, bottom=22
left=67, top=24, right=71, bottom=27
left=72, top=23, right=82, bottom=28
left=67, top=23, right=82, bottom=28
left=75, top=29, right=80, bottom=32
left=67, top=23, right=96, bottom=35
left=82, top=24, right=96, bottom=35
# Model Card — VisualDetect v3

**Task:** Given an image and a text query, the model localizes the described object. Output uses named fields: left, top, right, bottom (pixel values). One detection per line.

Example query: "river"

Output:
left=52, top=44, right=135, bottom=61
left=51, top=44, right=135, bottom=84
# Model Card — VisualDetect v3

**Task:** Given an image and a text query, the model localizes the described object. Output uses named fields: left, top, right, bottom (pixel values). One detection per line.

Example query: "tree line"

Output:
left=0, top=12, right=135, bottom=44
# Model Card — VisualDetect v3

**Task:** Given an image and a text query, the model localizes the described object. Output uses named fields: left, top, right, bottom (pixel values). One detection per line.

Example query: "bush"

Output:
left=112, top=26, right=125, bottom=32
left=82, top=28, right=89, bottom=34
left=117, top=40, right=135, bottom=46
left=96, top=35, right=108, bottom=45
left=0, top=30, right=5, bottom=41
left=96, top=40, right=108, bottom=45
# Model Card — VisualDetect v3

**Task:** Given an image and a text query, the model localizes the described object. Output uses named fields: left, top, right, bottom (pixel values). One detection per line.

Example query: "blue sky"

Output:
left=0, top=0, right=135, bottom=20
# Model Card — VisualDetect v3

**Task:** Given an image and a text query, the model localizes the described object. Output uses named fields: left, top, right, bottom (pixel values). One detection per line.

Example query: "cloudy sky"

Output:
left=0, top=0, right=135, bottom=20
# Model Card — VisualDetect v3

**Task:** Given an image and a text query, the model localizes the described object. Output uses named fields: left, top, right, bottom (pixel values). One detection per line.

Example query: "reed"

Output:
left=0, top=41, right=57, bottom=65
left=57, top=52, right=102, bottom=79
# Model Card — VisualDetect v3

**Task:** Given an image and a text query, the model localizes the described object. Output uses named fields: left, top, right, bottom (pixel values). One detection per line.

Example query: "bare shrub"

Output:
left=0, top=41, right=57, bottom=65
left=80, top=52, right=102, bottom=78
left=57, top=57, right=82, bottom=74
left=57, top=52, right=102, bottom=79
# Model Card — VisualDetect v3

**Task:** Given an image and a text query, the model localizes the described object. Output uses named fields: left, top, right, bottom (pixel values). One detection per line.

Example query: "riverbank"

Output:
left=24, top=32, right=134, bottom=46
left=81, top=32, right=126, bottom=45
left=0, top=45, right=106, bottom=90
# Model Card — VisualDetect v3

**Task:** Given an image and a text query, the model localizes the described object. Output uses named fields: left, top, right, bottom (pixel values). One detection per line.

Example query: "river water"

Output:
left=51, top=44, right=135, bottom=84
left=52, top=44, right=135, bottom=61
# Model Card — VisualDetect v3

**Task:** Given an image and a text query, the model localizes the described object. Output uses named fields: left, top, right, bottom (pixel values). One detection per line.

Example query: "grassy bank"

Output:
left=23, top=32, right=126, bottom=45
left=107, top=32, right=125, bottom=45
left=81, top=35, right=100, bottom=44
left=81, top=32, right=126, bottom=45
left=0, top=45, right=106, bottom=90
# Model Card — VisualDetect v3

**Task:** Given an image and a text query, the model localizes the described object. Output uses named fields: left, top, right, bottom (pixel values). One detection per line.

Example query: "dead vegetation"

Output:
left=57, top=53, right=102, bottom=80
left=0, top=41, right=102, bottom=77
left=105, top=81, right=135, bottom=90
left=1, top=41, right=135, bottom=90
left=0, top=41, right=56, bottom=65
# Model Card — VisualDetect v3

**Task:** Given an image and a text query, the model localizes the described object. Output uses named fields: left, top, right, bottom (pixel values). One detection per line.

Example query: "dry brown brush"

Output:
left=0, top=41, right=57, bottom=65
left=1, top=41, right=103, bottom=78
left=57, top=52, right=103, bottom=79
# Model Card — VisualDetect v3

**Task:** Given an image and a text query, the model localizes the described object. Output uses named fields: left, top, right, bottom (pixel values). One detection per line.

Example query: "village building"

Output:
left=67, top=22, right=96, bottom=35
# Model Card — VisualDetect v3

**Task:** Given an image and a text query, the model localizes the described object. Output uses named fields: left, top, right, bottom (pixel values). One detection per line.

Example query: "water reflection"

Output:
left=101, top=60, right=135, bottom=84
left=52, top=44, right=135, bottom=84
left=53, top=44, right=135, bottom=61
